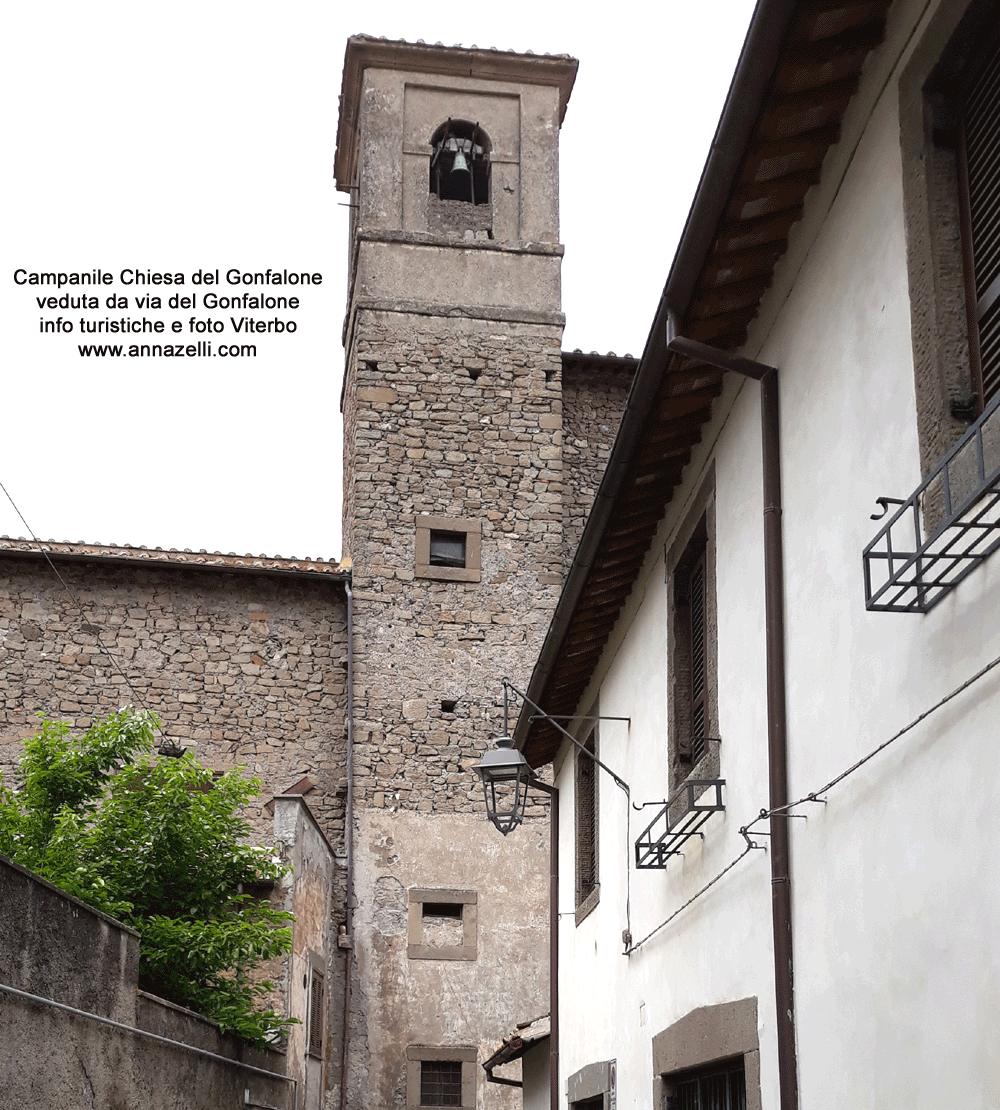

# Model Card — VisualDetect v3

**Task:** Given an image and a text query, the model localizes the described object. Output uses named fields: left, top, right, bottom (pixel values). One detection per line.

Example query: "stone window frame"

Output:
left=651, top=997, right=761, bottom=1110
left=407, top=888, right=478, bottom=961
left=666, top=473, right=719, bottom=794
left=405, top=1044, right=477, bottom=1109
left=899, top=0, right=999, bottom=477
left=574, top=717, right=600, bottom=926
left=415, top=515, right=482, bottom=583
left=567, top=1059, right=615, bottom=1109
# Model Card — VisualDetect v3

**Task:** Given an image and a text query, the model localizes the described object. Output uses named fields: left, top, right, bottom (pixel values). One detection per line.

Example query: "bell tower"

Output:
left=335, top=37, right=577, bottom=1110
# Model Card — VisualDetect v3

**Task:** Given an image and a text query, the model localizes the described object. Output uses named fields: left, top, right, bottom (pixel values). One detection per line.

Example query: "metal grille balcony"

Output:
left=634, top=779, right=725, bottom=869
left=863, top=392, right=1000, bottom=613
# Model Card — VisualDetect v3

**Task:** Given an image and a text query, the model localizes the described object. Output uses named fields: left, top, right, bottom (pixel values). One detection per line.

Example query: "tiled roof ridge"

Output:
left=0, top=537, right=349, bottom=576
left=348, top=32, right=575, bottom=61
left=564, top=349, right=638, bottom=361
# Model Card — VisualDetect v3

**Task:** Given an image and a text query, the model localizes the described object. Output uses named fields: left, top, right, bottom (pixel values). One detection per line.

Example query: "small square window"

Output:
left=429, top=530, right=467, bottom=568
left=422, top=902, right=463, bottom=919
left=406, top=1046, right=476, bottom=1109
left=420, top=1060, right=463, bottom=1107
left=415, top=516, right=481, bottom=583
left=408, top=889, right=477, bottom=960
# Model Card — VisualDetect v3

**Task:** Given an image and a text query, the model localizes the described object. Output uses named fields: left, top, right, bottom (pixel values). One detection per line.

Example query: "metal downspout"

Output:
left=339, top=580, right=355, bottom=1110
left=666, top=324, right=799, bottom=1110
left=760, top=370, right=798, bottom=1110
left=530, top=780, right=559, bottom=1110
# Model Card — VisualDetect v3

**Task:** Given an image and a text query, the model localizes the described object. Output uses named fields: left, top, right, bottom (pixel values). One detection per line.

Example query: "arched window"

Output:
left=429, top=120, right=490, bottom=205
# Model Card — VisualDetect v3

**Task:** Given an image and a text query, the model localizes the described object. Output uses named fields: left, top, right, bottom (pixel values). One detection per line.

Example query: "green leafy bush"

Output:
left=0, top=709, right=293, bottom=1044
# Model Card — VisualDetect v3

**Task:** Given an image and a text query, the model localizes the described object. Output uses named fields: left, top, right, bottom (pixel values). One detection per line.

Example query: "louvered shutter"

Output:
left=960, top=32, right=1000, bottom=407
left=688, top=550, right=708, bottom=765
left=308, top=968, right=324, bottom=1058
left=575, top=730, right=598, bottom=905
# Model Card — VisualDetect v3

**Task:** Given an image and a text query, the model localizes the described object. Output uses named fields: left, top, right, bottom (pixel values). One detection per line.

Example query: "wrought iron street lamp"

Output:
left=472, top=736, right=534, bottom=835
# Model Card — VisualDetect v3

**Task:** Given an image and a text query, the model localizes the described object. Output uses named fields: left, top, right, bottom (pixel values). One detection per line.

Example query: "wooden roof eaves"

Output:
left=516, top=0, right=889, bottom=765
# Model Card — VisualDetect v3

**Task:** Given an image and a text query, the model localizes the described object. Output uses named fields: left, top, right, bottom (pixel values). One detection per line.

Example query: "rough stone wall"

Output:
left=343, top=308, right=565, bottom=814
left=0, top=558, right=348, bottom=843
left=0, top=556, right=350, bottom=1092
left=561, top=361, right=632, bottom=568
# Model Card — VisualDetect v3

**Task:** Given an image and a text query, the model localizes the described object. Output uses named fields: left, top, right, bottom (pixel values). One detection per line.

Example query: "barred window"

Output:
left=420, top=1060, right=463, bottom=1107
left=666, top=1057, right=746, bottom=1110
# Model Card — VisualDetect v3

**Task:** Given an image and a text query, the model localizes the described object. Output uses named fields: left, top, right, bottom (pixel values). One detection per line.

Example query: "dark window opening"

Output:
left=429, top=119, right=491, bottom=205
left=575, top=729, right=598, bottom=909
left=665, top=1057, right=745, bottom=1110
left=422, top=902, right=463, bottom=919
left=429, top=530, right=467, bottom=568
left=674, top=517, right=709, bottom=766
left=421, top=1060, right=463, bottom=1107
left=441, top=699, right=458, bottom=713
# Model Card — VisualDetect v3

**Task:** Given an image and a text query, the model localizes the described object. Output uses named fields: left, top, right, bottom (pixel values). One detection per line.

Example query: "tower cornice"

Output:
left=334, top=35, right=578, bottom=191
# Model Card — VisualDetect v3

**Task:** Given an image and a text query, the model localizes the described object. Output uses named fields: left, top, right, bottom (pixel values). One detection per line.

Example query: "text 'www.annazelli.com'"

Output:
left=77, top=342, right=257, bottom=358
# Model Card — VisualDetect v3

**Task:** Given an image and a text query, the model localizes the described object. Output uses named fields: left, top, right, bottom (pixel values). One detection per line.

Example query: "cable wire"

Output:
left=626, top=648, right=1000, bottom=954
left=0, top=479, right=163, bottom=735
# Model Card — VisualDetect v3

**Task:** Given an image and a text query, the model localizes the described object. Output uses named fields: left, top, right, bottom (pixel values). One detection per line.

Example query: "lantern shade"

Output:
left=472, top=737, right=534, bottom=835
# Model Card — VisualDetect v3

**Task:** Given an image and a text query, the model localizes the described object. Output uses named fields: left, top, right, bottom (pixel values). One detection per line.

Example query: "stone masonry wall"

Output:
left=561, top=361, right=632, bottom=569
left=0, top=558, right=349, bottom=847
left=343, top=308, right=565, bottom=814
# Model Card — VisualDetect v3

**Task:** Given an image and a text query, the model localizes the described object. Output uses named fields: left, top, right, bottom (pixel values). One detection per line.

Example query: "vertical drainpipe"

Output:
left=667, top=321, right=799, bottom=1110
left=340, top=579, right=355, bottom=1110
left=760, top=370, right=798, bottom=1110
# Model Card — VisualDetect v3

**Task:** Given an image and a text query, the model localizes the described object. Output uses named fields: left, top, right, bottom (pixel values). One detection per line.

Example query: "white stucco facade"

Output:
left=546, top=0, right=1000, bottom=1107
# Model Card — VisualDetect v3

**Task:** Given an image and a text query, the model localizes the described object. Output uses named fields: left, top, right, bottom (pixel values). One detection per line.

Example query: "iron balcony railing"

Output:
left=634, top=779, right=725, bottom=869
left=863, top=391, right=1000, bottom=613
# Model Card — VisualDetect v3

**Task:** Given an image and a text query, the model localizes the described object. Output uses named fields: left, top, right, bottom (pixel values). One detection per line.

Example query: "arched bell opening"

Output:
left=429, top=119, right=491, bottom=205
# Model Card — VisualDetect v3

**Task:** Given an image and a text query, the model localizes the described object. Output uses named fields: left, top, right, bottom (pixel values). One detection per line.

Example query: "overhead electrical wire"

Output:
left=0, top=478, right=166, bottom=741
left=625, top=647, right=1000, bottom=954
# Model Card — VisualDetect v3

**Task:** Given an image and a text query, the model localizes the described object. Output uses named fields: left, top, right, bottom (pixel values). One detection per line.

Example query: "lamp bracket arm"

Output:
left=502, top=678, right=631, bottom=797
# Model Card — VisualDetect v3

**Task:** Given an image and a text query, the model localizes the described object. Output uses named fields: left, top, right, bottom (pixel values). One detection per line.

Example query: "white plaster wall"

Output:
left=762, top=43, right=1000, bottom=1110
left=352, top=808, right=549, bottom=1110
left=554, top=0, right=1000, bottom=1106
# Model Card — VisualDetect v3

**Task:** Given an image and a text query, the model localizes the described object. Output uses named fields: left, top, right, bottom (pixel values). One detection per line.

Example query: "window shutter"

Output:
left=575, top=731, right=598, bottom=905
left=960, top=33, right=1000, bottom=406
left=688, top=551, right=707, bottom=764
left=308, top=968, right=325, bottom=1059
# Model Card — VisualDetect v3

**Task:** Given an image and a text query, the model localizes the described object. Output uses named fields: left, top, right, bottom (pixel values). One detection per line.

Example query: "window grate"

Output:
left=668, top=1057, right=746, bottom=1110
left=421, top=1060, right=463, bottom=1107
left=635, top=779, right=725, bottom=869
left=863, top=388, right=1000, bottom=612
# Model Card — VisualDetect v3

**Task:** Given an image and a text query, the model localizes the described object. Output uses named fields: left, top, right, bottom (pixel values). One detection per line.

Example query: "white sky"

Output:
left=2, top=0, right=756, bottom=562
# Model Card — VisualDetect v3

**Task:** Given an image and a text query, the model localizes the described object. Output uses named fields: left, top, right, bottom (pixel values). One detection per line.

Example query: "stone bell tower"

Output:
left=334, top=36, right=578, bottom=1110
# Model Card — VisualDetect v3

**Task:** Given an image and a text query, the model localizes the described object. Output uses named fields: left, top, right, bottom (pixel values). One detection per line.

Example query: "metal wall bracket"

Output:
left=634, top=779, right=726, bottom=869
left=863, top=390, right=1000, bottom=612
